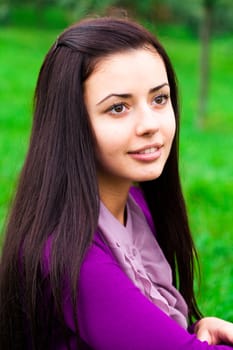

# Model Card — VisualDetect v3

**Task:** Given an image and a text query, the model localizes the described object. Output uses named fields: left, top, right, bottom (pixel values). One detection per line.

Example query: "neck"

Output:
left=98, top=180, right=132, bottom=225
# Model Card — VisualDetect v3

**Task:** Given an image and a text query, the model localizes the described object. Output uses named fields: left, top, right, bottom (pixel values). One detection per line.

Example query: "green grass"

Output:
left=168, top=35, right=233, bottom=320
left=164, top=33, right=233, bottom=320
left=0, top=27, right=59, bottom=230
left=0, top=25, right=233, bottom=321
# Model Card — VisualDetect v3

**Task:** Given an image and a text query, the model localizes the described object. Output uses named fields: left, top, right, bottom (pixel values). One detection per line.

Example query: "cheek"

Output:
left=171, top=118, right=176, bottom=141
left=165, top=112, right=176, bottom=142
left=92, top=123, right=125, bottom=158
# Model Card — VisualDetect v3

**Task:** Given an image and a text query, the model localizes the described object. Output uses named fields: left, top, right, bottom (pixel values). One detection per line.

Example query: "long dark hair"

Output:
left=0, top=17, right=202, bottom=349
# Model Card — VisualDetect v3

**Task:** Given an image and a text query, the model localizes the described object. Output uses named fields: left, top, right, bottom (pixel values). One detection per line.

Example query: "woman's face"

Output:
left=84, top=47, right=176, bottom=190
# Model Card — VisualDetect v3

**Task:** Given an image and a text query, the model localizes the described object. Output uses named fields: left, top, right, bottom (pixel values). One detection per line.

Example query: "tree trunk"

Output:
left=198, top=0, right=214, bottom=128
left=35, top=0, right=44, bottom=27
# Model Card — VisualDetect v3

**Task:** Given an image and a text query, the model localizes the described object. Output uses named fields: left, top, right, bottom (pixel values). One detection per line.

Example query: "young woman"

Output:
left=0, top=17, right=233, bottom=350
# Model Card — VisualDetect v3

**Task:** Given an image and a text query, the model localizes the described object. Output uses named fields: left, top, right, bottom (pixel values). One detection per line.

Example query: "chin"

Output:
left=133, top=172, right=162, bottom=182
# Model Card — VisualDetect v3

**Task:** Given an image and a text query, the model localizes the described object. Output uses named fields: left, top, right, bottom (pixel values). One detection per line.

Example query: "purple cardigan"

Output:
left=45, top=188, right=232, bottom=349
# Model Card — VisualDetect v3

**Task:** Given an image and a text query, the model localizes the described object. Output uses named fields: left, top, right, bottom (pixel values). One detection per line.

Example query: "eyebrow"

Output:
left=96, top=83, right=169, bottom=106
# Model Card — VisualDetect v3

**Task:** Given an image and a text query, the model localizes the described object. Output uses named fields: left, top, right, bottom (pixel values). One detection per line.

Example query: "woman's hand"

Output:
left=194, top=317, right=233, bottom=345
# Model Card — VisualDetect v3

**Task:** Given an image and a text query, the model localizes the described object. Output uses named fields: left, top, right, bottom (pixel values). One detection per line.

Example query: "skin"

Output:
left=195, top=317, right=233, bottom=345
left=84, top=47, right=175, bottom=223
left=84, top=47, right=233, bottom=344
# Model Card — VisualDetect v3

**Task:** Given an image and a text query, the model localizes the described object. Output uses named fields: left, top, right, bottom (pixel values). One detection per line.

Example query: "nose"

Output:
left=135, top=103, right=159, bottom=136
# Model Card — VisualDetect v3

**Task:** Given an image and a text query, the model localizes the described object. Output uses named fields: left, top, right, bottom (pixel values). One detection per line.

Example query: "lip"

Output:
left=128, top=143, right=163, bottom=161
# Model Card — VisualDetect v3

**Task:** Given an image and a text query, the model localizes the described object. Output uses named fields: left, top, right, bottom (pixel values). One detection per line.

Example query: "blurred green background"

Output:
left=0, top=1, right=233, bottom=321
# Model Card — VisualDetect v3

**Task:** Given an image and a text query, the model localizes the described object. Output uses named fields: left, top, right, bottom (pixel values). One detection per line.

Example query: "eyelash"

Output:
left=106, top=93, right=170, bottom=115
left=153, top=93, right=169, bottom=106
left=106, top=103, right=128, bottom=115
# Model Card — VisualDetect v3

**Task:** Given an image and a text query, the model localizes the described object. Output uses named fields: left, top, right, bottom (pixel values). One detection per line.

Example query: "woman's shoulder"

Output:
left=42, top=230, right=115, bottom=275
left=82, top=231, right=118, bottom=272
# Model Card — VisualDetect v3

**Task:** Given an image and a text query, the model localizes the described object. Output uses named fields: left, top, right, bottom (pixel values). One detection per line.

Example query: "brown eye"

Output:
left=108, top=103, right=127, bottom=115
left=153, top=94, right=169, bottom=106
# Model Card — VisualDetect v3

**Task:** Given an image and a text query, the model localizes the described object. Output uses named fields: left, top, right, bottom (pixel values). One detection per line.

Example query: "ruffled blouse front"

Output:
left=97, top=192, right=188, bottom=329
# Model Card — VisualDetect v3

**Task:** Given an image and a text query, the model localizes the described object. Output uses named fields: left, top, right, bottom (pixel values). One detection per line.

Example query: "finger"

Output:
left=196, top=329, right=212, bottom=344
left=220, top=323, right=233, bottom=345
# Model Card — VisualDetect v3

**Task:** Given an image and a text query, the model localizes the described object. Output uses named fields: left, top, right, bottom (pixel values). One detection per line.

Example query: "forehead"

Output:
left=84, top=48, right=168, bottom=96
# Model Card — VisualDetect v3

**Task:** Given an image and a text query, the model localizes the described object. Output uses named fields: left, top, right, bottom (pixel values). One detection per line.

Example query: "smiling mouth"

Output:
left=137, top=147, right=158, bottom=154
left=128, top=146, right=161, bottom=155
left=127, top=145, right=162, bottom=161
